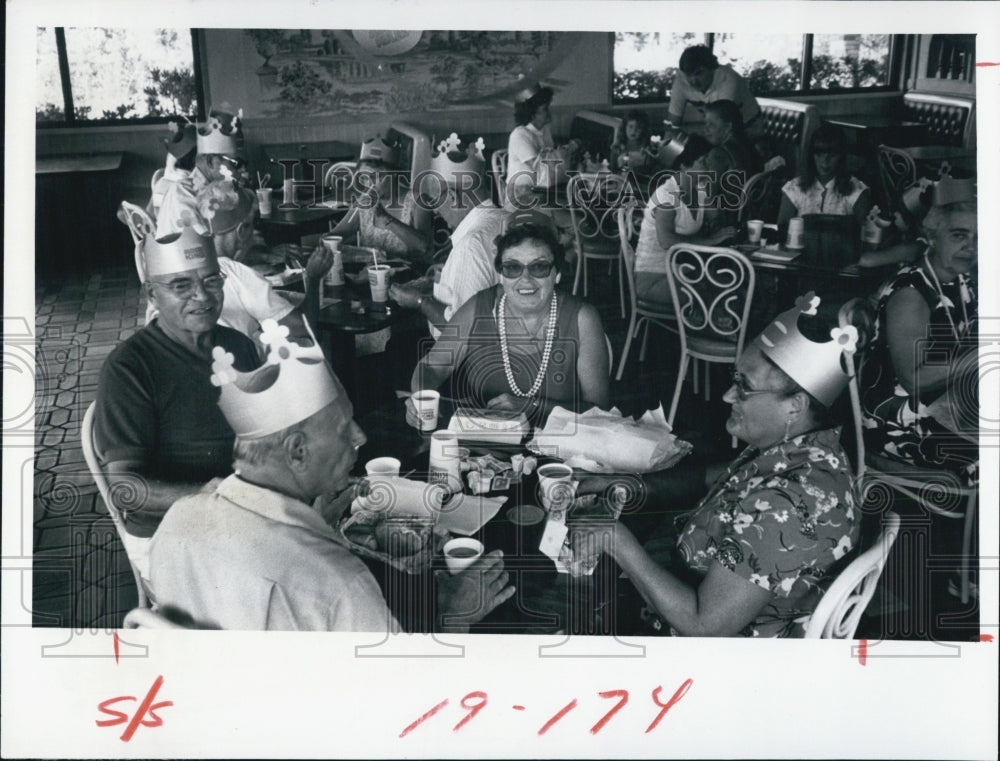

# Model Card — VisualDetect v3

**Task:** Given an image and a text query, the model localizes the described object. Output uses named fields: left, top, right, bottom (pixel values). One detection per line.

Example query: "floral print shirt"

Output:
left=677, top=427, right=859, bottom=637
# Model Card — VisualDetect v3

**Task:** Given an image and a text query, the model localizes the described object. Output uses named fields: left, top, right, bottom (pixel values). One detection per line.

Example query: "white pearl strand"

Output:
left=498, top=291, right=558, bottom=398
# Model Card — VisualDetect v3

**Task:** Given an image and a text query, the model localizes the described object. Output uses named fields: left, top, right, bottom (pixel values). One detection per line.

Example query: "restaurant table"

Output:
left=259, top=140, right=357, bottom=183
left=256, top=193, right=343, bottom=246
left=902, top=145, right=977, bottom=176
left=352, top=399, right=619, bottom=635
left=824, top=115, right=931, bottom=149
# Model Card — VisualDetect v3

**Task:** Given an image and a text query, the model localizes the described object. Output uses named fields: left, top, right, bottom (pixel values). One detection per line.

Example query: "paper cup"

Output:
left=321, top=234, right=345, bottom=286
left=367, top=264, right=391, bottom=303
left=365, top=457, right=401, bottom=478
left=429, top=429, right=462, bottom=492
left=256, top=188, right=272, bottom=217
left=282, top=178, right=295, bottom=205
left=443, top=537, right=484, bottom=574
left=537, top=463, right=576, bottom=513
left=747, top=219, right=764, bottom=244
left=786, top=216, right=805, bottom=249
left=412, top=390, right=441, bottom=432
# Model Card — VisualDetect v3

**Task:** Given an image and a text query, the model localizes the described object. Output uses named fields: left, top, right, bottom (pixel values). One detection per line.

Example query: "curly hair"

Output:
left=492, top=223, right=565, bottom=273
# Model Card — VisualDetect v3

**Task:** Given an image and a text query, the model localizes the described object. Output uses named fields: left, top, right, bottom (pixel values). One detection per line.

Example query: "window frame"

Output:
left=36, top=27, right=206, bottom=129
left=612, top=32, right=904, bottom=105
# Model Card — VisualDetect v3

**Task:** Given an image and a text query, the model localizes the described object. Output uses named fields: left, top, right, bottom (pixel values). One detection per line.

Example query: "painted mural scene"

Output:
left=32, top=28, right=983, bottom=647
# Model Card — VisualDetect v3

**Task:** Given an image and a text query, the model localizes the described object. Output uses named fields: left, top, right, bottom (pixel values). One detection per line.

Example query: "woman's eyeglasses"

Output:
left=499, top=260, right=555, bottom=279
left=150, top=273, right=227, bottom=299
left=730, top=370, right=783, bottom=401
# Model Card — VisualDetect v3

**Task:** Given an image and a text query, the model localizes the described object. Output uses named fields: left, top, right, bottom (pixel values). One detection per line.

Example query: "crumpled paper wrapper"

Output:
left=528, top=405, right=692, bottom=473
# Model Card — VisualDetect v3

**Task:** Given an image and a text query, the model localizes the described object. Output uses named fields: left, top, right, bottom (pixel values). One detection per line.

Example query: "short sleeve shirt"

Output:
left=668, top=65, right=762, bottom=127
left=781, top=176, right=869, bottom=217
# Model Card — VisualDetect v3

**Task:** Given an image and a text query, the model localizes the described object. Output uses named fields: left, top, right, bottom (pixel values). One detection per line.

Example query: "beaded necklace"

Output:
left=497, top=291, right=558, bottom=397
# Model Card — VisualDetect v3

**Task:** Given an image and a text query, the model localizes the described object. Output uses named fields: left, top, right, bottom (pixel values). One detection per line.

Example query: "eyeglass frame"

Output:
left=498, top=259, right=556, bottom=279
left=729, top=369, right=790, bottom=402
left=147, top=271, right=227, bottom=299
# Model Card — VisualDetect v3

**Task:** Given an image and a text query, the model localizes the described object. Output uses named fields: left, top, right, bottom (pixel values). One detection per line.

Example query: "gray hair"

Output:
left=922, top=200, right=977, bottom=237
left=232, top=419, right=310, bottom=467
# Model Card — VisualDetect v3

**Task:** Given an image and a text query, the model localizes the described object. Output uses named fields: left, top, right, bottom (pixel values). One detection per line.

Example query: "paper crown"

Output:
left=141, top=226, right=218, bottom=280
left=932, top=175, right=976, bottom=207
left=197, top=179, right=256, bottom=235
left=163, top=120, right=197, bottom=159
left=359, top=136, right=399, bottom=166
left=211, top=319, right=345, bottom=439
left=196, top=106, right=243, bottom=155
left=429, top=133, right=486, bottom=183
left=758, top=293, right=858, bottom=408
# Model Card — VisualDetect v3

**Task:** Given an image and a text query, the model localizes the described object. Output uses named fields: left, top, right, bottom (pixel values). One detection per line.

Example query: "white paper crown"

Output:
left=142, top=226, right=218, bottom=280
left=196, top=106, right=243, bottom=155
left=359, top=136, right=399, bottom=165
left=430, top=133, right=486, bottom=183
left=163, top=119, right=197, bottom=159
left=211, top=319, right=344, bottom=439
left=758, top=293, right=858, bottom=408
left=932, top=175, right=976, bottom=207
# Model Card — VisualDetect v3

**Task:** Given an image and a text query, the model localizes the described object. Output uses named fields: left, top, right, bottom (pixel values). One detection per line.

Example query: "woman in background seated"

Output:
left=632, top=135, right=739, bottom=308
left=778, top=124, right=872, bottom=230
left=862, top=196, right=978, bottom=485
left=577, top=298, right=861, bottom=637
left=611, top=110, right=655, bottom=176
left=407, top=217, right=609, bottom=427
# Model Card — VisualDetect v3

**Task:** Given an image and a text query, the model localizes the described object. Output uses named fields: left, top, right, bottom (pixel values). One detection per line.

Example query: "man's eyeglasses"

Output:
left=730, top=370, right=783, bottom=402
left=220, top=155, right=246, bottom=170
left=499, top=260, right=555, bottom=279
left=149, top=273, right=227, bottom=299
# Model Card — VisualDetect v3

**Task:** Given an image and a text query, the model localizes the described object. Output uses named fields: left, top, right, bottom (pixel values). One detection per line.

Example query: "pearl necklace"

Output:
left=497, top=292, right=558, bottom=398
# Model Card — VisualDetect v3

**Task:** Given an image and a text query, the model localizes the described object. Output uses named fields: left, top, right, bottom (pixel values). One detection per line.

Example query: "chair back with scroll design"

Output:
left=491, top=149, right=508, bottom=206
left=82, top=402, right=153, bottom=609
left=149, top=168, right=166, bottom=216
left=615, top=203, right=677, bottom=381
left=804, top=511, right=900, bottom=638
left=568, top=172, right=632, bottom=318
left=738, top=167, right=783, bottom=224
left=119, top=201, right=157, bottom=282
left=876, top=144, right=917, bottom=217
left=664, top=244, right=755, bottom=427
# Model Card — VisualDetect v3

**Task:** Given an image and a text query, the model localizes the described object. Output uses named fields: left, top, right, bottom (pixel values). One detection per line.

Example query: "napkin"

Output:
left=447, top=409, right=530, bottom=444
left=528, top=405, right=692, bottom=473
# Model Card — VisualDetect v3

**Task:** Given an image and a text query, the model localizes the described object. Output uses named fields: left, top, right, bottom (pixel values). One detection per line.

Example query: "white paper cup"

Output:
left=747, top=219, right=764, bottom=244
left=256, top=188, right=272, bottom=216
left=443, top=537, right=484, bottom=574
left=412, top=390, right=441, bottom=432
left=786, top=216, right=805, bottom=249
left=429, top=429, right=462, bottom=492
left=365, top=457, right=401, bottom=478
left=537, top=463, right=576, bottom=513
left=321, top=235, right=345, bottom=286
left=282, top=178, right=295, bottom=205
left=367, top=264, right=391, bottom=303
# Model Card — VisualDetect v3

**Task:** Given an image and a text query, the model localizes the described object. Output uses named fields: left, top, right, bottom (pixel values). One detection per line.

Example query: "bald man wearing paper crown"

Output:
left=148, top=320, right=515, bottom=631
left=94, top=226, right=261, bottom=584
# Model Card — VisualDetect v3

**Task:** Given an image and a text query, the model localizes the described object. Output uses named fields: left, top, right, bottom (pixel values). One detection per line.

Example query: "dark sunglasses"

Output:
left=499, top=260, right=555, bottom=279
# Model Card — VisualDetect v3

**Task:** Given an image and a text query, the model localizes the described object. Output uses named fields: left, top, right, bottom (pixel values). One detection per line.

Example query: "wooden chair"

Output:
left=81, top=402, right=154, bottom=609
left=490, top=149, right=508, bottom=206
left=804, top=512, right=901, bottom=638
left=876, top=144, right=917, bottom=217
left=615, top=203, right=677, bottom=381
left=567, top=172, right=631, bottom=318
left=664, top=244, right=755, bottom=429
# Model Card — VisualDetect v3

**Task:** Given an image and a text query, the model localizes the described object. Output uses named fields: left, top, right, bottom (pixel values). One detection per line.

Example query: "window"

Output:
left=36, top=27, right=202, bottom=126
left=613, top=32, right=896, bottom=103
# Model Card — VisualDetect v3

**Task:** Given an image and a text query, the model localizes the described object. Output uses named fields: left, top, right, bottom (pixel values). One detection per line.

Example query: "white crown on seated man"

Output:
left=430, top=132, right=486, bottom=186
left=141, top=226, right=218, bottom=281
left=196, top=105, right=243, bottom=155
left=211, top=319, right=346, bottom=439
left=758, top=292, right=859, bottom=408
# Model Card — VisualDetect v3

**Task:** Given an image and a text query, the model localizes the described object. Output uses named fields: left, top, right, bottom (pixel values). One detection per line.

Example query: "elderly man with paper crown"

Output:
left=93, top=227, right=261, bottom=583
left=148, top=119, right=198, bottom=219
left=576, top=294, right=862, bottom=637
left=147, top=320, right=515, bottom=631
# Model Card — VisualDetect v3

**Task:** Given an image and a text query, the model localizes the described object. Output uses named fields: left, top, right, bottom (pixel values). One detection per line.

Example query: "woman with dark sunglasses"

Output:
left=406, top=216, right=610, bottom=427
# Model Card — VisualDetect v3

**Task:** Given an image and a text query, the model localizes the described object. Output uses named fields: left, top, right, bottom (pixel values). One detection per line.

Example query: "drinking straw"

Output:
left=257, top=172, right=264, bottom=190
left=371, top=247, right=379, bottom=269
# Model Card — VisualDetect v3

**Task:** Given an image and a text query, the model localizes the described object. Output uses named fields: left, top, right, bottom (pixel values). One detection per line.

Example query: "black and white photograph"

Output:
left=4, top=1, right=998, bottom=758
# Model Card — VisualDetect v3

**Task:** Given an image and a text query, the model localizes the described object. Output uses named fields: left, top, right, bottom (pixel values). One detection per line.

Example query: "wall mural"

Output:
left=245, top=30, right=582, bottom=117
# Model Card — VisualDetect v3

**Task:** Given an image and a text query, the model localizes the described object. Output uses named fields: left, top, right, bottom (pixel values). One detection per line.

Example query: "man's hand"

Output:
left=318, top=479, right=360, bottom=526
left=305, top=244, right=333, bottom=282
left=389, top=283, right=423, bottom=310
left=436, top=550, right=515, bottom=632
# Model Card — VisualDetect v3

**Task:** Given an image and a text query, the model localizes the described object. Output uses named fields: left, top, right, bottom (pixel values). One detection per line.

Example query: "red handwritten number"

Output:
left=399, top=698, right=449, bottom=738
left=646, top=679, right=693, bottom=734
left=537, top=699, right=578, bottom=735
left=95, top=675, right=173, bottom=742
left=590, top=690, right=628, bottom=735
left=453, top=691, right=488, bottom=732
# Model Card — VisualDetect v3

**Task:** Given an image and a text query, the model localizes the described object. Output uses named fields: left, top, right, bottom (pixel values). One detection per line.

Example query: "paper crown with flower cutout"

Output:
left=196, top=179, right=256, bottom=236
left=196, top=105, right=243, bottom=155
left=429, top=132, right=486, bottom=184
left=932, top=174, right=976, bottom=207
left=758, top=292, right=859, bottom=408
left=163, top=119, right=197, bottom=159
left=141, top=226, right=218, bottom=280
left=359, top=136, right=399, bottom=166
left=211, top=319, right=345, bottom=439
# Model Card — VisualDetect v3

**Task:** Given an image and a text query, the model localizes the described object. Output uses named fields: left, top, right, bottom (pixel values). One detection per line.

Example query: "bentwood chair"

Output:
left=664, top=244, right=755, bottom=429
left=82, top=402, right=154, bottom=609
left=876, top=144, right=917, bottom=218
left=568, top=172, right=631, bottom=318
left=804, top=512, right=901, bottom=638
left=615, top=203, right=677, bottom=381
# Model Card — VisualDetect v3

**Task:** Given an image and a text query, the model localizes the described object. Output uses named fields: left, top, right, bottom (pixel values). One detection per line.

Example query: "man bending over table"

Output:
left=149, top=320, right=515, bottom=631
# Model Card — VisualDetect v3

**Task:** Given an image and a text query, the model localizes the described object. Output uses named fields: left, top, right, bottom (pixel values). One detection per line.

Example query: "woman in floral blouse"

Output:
left=579, top=321, right=860, bottom=637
